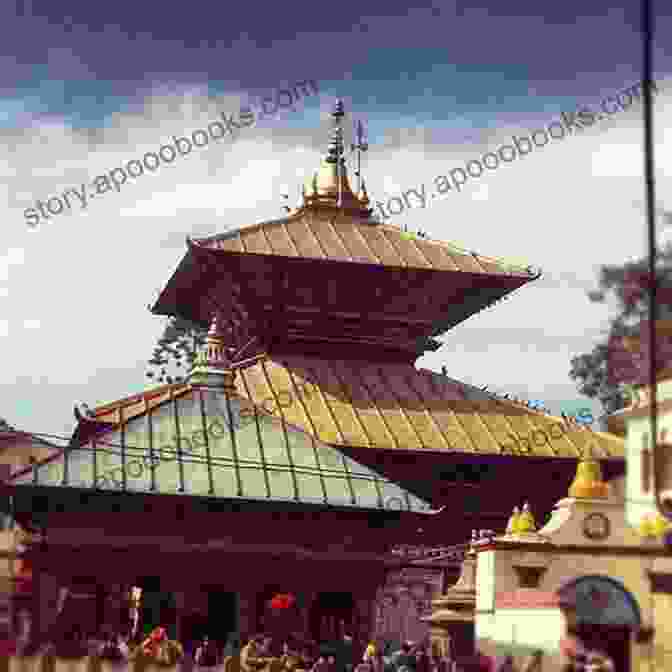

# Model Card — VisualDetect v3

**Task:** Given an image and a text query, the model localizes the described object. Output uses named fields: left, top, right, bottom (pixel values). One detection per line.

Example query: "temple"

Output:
left=0, top=100, right=626, bottom=659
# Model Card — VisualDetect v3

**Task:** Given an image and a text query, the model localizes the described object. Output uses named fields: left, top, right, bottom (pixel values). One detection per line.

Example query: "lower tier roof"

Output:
left=9, top=386, right=434, bottom=514
left=90, top=357, right=624, bottom=460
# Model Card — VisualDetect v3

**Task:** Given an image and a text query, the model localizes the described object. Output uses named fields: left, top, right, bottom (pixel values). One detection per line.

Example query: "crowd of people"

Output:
left=2, top=611, right=616, bottom=672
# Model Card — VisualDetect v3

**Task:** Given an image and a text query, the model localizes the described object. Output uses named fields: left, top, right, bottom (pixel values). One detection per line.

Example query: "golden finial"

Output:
left=189, top=314, right=236, bottom=393
left=301, top=99, right=371, bottom=215
left=568, top=458, right=611, bottom=499
left=505, top=506, right=521, bottom=534
left=517, top=502, right=537, bottom=533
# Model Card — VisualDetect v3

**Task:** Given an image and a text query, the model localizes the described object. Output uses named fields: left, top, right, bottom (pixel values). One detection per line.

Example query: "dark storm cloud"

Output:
left=5, top=0, right=669, bottom=104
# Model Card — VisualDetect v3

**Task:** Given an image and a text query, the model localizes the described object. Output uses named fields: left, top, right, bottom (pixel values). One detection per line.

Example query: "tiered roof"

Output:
left=152, top=101, right=539, bottom=359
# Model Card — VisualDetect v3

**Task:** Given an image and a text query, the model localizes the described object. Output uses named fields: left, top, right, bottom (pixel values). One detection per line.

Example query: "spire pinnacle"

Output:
left=189, top=314, right=236, bottom=392
left=298, top=98, right=372, bottom=217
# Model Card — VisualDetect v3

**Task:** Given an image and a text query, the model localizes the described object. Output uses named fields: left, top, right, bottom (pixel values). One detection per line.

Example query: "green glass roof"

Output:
left=10, top=388, right=433, bottom=513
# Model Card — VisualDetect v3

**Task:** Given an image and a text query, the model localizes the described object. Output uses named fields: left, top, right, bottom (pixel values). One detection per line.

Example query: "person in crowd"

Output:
left=496, top=655, right=516, bottom=672
left=312, top=655, right=330, bottom=672
left=392, top=642, right=417, bottom=672
left=336, top=629, right=354, bottom=672
left=582, top=650, right=615, bottom=672
left=99, top=632, right=130, bottom=661
left=300, top=642, right=316, bottom=669
left=363, top=641, right=377, bottom=664
left=415, top=647, right=431, bottom=672
left=195, top=635, right=220, bottom=667
left=281, top=637, right=303, bottom=671
left=241, top=634, right=269, bottom=672
left=473, top=650, right=495, bottom=672
left=260, top=634, right=274, bottom=657
left=520, top=650, right=543, bottom=672
left=371, top=644, right=385, bottom=672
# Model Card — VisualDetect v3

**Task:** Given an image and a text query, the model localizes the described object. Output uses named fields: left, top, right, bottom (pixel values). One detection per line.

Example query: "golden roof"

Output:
left=191, top=100, right=534, bottom=280
left=194, top=210, right=534, bottom=278
left=92, top=356, right=624, bottom=460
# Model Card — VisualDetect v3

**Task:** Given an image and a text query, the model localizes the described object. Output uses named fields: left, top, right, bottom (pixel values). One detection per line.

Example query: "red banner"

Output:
left=270, top=593, right=296, bottom=609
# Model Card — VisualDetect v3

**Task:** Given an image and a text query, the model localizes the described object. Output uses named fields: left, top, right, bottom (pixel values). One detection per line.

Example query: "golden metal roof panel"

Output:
left=304, top=211, right=354, bottom=261
left=214, top=233, right=244, bottom=252
left=88, top=361, right=624, bottom=460
left=284, top=216, right=327, bottom=259
left=352, top=222, right=406, bottom=266
left=442, top=249, right=484, bottom=274
left=327, top=360, right=398, bottom=449
left=193, top=211, right=536, bottom=281
left=327, top=216, right=380, bottom=264
left=412, top=239, right=458, bottom=271
left=357, top=367, right=419, bottom=450
left=239, top=225, right=273, bottom=254
left=264, top=221, right=300, bottom=257
left=263, top=359, right=341, bottom=444
left=380, top=227, right=432, bottom=268
left=380, top=367, right=448, bottom=450
left=292, top=359, right=371, bottom=447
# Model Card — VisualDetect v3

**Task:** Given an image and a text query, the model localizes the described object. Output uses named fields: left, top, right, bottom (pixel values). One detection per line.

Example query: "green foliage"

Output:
left=146, top=316, right=207, bottom=385
left=569, top=241, right=672, bottom=414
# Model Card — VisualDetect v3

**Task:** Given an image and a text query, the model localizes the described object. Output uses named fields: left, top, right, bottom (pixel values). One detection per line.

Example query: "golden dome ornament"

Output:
left=517, top=502, right=537, bottom=533
left=568, top=458, right=611, bottom=499
left=505, top=506, right=521, bottom=535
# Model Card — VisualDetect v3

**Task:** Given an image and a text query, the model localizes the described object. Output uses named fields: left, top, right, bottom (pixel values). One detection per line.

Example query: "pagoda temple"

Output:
left=1, top=100, right=626, bottom=656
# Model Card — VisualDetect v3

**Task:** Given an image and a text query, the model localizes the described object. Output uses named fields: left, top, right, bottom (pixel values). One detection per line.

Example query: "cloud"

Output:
left=1, top=75, right=670, bottom=442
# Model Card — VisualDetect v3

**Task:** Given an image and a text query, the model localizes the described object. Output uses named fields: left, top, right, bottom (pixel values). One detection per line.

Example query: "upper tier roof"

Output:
left=192, top=210, right=536, bottom=278
left=151, top=100, right=540, bottom=352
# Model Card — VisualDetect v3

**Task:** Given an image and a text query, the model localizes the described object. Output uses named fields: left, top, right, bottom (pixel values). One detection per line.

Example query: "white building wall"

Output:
left=475, top=551, right=495, bottom=613
left=476, top=608, right=565, bottom=653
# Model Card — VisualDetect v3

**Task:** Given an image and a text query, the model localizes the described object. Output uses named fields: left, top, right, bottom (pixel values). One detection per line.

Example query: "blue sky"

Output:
left=2, top=0, right=671, bottom=438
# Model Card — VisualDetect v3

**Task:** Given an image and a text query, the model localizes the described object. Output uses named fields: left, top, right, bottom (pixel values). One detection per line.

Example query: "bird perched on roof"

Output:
left=74, top=403, right=95, bottom=422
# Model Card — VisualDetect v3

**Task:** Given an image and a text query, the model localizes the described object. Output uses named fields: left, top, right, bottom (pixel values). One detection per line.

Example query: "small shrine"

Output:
left=460, top=455, right=664, bottom=671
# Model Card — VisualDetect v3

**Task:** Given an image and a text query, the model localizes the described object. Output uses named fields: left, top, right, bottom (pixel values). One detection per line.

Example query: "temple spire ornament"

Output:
left=350, top=118, right=369, bottom=195
left=300, top=99, right=372, bottom=216
left=189, top=313, right=236, bottom=393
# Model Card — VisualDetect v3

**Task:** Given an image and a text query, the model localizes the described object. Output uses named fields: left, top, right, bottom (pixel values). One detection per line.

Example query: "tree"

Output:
left=569, top=240, right=672, bottom=415
left=146, top=316, right=207, bottom=385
